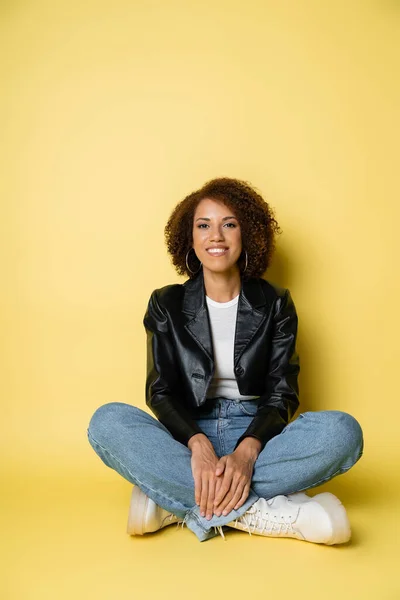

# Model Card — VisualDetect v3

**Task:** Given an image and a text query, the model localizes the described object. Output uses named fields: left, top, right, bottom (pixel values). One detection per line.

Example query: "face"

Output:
left=192, top=197, right=242, bottom=276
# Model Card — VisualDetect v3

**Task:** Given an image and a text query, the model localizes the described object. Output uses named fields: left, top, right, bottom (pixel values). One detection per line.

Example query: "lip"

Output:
left=206, top=248, right=229, bottom=257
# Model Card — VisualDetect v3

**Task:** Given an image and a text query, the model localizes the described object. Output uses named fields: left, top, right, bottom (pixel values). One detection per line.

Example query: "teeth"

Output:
left=207, top=248, right=227, bottom=254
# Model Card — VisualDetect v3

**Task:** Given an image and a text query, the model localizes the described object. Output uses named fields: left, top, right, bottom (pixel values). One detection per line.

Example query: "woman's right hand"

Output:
left=188, top=433, right=220, bottom=520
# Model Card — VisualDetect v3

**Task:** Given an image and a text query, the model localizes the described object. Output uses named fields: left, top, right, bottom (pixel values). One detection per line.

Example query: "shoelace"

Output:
left=175, top=505, right=296, bottom=541
left=166, top=495, right=303, bottom=541
left=160, top=513, right=180, bottom=527
left=231, top=507, right=296, bottom=536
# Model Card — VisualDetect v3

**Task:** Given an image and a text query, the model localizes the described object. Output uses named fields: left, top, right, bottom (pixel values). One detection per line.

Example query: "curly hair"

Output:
left=164, top=177, right=282, bottom=280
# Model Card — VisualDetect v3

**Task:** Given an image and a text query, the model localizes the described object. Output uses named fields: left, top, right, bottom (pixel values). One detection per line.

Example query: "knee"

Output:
left=324, top=410, right=364, bottom=460
left=87, top=402, right=141, bottom=444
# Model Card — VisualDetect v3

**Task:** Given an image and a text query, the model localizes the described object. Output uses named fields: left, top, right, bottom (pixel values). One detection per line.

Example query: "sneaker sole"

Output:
left=127, top=485, right=148, bottom=535
left=312, top=492, right=351, bottom=545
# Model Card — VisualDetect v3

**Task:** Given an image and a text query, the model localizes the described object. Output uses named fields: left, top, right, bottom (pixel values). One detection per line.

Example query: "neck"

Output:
left=202, top=267, right=242, bottom=303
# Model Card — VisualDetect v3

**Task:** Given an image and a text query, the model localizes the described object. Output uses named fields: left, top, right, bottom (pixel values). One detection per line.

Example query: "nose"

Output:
left=209, top=226, right=225, bottom=242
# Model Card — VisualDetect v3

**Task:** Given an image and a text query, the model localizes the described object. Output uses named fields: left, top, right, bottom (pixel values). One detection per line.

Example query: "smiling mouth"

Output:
left=206, top=248, right=229, bottom=256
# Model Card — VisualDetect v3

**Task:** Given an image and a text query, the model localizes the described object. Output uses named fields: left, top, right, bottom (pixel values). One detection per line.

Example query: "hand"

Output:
left=212, top=446, right=258, bottom=516
left=189, top=434, right=220, bottom=520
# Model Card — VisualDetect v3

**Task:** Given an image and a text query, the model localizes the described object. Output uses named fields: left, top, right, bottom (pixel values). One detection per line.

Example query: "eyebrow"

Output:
left=195, top=216, right=238, bottom=222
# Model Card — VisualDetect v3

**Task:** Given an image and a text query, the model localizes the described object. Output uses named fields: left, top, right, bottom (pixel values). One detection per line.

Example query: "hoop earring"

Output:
left=242, top=249, right=248, bottom=273
left=186, top=248, right=202, bottom=274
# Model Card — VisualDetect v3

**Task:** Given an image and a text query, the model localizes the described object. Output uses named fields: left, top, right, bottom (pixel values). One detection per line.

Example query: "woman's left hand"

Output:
left=212, top=448, right=257, bottom=516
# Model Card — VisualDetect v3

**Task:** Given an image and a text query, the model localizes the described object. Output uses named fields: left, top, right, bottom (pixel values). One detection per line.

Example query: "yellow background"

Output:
left=1, top=0, right=399, bottom=598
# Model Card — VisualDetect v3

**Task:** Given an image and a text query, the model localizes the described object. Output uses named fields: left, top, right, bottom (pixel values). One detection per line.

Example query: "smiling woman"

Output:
left=192, top=198, right=243, bottom=294
left=87, top=176, right=364, bottom=545
left=164, top=177, right=282, bottom=283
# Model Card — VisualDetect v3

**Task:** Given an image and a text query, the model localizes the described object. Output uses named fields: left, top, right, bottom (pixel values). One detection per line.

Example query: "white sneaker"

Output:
left=126, top=485, right=182, bottom=535
left=226, top=491, right=351, bottom=545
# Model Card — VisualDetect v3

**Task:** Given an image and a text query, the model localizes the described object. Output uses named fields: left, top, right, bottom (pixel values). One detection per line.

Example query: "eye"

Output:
left=197, top=223, right=237, bottom=229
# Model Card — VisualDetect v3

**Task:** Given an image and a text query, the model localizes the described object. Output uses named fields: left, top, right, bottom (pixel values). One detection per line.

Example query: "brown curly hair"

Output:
left=164, top=177, right=282, bottom=280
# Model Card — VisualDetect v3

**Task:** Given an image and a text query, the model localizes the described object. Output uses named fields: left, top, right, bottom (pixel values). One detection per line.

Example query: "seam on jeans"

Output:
left=217, top=428, right=225, bottom=456
left=184, top=510, right=209, bottom=533
left=87, top=430, right=190, bottom=514
left=284, top=458, right=363, bottom=496
left=217, top=403, right=226, bottom=455
left=237, top=402, right=258, bottom=418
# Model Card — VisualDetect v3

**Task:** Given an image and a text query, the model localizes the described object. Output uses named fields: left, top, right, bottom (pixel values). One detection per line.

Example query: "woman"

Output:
left=87, top=177, right=364, bottom=544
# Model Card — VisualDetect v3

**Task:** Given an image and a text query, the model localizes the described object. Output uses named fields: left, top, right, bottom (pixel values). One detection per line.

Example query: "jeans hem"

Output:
left=183, top=488, right=260, bottom=541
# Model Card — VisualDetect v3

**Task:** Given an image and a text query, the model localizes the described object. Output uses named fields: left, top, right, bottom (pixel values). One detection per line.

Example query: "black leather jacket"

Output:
left=143, top=269, right=300, bottom=452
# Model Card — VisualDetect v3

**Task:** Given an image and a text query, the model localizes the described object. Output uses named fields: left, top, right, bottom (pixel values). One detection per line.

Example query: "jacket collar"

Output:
left=182, top=269, right=267, bottom=366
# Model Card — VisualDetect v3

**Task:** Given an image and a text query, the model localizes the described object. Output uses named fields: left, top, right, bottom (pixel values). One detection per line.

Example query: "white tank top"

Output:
left=205, top=294, right=260, bottom=400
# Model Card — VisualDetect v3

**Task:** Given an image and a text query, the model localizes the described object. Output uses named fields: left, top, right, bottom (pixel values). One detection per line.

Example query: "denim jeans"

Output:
left=87, top=397, right=364, bottom=542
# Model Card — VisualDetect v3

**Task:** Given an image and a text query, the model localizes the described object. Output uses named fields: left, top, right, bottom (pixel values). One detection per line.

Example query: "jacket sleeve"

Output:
left=143, top=289, right=206, bottom=447
left=233, top=288, right=300, bottom=453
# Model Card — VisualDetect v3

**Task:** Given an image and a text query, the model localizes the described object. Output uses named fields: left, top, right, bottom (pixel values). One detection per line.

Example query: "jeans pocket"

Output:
left=237, top=400, right=259, bottom=417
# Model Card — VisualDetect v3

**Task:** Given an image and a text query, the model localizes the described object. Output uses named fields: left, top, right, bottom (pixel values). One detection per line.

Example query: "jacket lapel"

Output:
left=182, top=269, right=268, bottom=367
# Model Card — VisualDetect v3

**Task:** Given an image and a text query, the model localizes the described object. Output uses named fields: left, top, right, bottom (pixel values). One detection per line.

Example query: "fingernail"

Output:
left=222, top=510, right=228, bottom=515
left=201, top=511, right=205, bottom=517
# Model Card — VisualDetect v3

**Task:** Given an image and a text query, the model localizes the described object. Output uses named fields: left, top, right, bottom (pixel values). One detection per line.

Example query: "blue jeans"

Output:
left=87, top=397, right=364, bottom=542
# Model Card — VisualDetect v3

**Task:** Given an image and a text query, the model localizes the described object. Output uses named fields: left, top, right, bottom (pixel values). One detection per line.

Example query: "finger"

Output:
left=216, top=475, right=244, bottom=513
left=213, top=477, right=223, bottom=513
left=221, top=481, right=246, bottom=515
left=213, top=469, right=234, bottom=506
left=215, top=459, right=225, bottom=476
left=214, top=474, right=235, bottom=513
left=194, top=474, right=202, bottom=506
left=215, top=488, right=235, bottom=515
left=215, top=476, right=223, bottom=497
left=234, top=483, right=251, bottom=511
left=206, top=477, right=216, bottom=519
left=200, top=477, right=209, bottom=517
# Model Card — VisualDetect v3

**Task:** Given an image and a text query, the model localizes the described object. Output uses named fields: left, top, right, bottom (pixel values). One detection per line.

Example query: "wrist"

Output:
left=235, top=436, right=262, bottom=459
left=188, top=432, right=211, bottom=451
